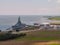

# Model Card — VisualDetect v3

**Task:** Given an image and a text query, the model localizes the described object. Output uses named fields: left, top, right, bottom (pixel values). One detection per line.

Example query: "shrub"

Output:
left=0, top=33, right=26, bottom=41
left=16, top=30, right=20, bottom=32
left=0, top=30, right=1, bottom=32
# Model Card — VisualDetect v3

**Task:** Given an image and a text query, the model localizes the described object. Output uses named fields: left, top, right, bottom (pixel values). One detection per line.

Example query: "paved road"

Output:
left=12, top=29, right=40, bottom=34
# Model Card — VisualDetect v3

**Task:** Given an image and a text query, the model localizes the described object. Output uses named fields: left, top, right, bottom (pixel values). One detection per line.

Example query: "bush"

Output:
left=0, top=30, right=1, bottom=32
left=0, top=33, right=26, bottom=41
left=16, top=30, right=20, bottom=32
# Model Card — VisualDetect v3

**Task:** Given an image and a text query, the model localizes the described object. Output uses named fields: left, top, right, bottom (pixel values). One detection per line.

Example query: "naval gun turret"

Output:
left=12, top=16, right=26, bottom=30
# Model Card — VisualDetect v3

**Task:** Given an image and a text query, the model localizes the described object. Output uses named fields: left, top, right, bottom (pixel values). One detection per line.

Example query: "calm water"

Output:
left=0, top=15, right=51, bottom=31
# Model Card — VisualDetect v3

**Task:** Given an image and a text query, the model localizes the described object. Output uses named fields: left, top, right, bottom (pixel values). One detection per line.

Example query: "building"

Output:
left=34, top=23, right=40, bottom=26
left=50, top=22, right=60, bottom=30
left=39, top=22, right=60, bottom=30
left=12, top=16, right=26, bottom=30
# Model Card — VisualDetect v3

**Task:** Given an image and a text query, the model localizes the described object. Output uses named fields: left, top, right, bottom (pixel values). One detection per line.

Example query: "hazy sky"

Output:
left=0, top=0, right=60, bottom=15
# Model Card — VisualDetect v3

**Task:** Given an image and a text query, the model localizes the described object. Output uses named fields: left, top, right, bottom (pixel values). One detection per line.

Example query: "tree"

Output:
left=0, top=30, right=1, bottom=32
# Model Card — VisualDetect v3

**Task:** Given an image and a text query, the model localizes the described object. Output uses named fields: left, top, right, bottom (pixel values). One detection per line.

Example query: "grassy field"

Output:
left=49, top=16, right=60, bottom=20
left=15, top=30, right=60, bottom=41
left=0, top=30, right=60, bottom=45
left=49, top=44, right=60, bottom=45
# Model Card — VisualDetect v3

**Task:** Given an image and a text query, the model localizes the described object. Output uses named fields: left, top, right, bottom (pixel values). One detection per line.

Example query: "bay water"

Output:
left=0, top=15, right=50, bottom=31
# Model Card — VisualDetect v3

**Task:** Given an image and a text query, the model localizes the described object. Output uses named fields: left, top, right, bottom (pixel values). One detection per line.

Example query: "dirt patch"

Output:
left=0, top=40, right=31, bottom=45
left=0, top=40, right=60, bottom=45
left=31, top=41, right=60, bottom=45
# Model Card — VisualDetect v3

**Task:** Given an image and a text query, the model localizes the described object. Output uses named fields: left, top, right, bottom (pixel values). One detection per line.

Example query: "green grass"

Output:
left=49, top=17, right=60, bottom=20
left=49, top=43, right=60, bottom=45
left=15, top=30, right=60, bottom=41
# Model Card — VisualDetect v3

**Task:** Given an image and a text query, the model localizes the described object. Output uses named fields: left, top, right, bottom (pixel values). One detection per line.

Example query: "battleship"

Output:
left=12, top=16, right=26, bottom=30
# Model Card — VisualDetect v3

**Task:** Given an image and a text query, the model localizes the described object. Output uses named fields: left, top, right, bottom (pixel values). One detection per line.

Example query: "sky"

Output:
left=0, top=0, right=60, bottom=15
